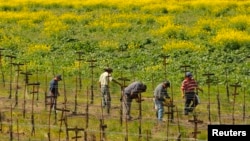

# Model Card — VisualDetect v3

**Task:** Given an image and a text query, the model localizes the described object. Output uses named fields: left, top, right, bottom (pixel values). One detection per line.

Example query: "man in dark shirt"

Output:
left=123, top=81, right=147, bottom=120
left=49, top=74, right=62, bottom=110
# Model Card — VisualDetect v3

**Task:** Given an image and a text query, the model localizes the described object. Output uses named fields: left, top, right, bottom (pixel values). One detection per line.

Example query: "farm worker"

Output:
left=49, top=74, right=62, bottom=111
left=153, top=81, right=171, bottom=122
left=99, top=67, right=121, bottom=109
left=123, top=81, right=147, bottom=120
left=181, top=72, right=203, bottom=115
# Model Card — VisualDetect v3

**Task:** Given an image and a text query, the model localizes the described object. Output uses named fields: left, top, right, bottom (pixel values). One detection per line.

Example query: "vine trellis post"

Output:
left=230, top=83, right=241, bottom=125
left=73, top=76, right=78, bottom=115
left=87, top=58, right=97, bottom=104
left=20, top=68, right=32, bottom=118
left=5, top=55, right=16, bottom=99
left=0, top=112, right=2, bottom=132
left=84, top=87, right=90, bottom=141
left=57, top=107, right=70, bottom=141
left=242, top=87, right=246, bottom=123
left=66, top=126, right=84, bottom=141
left=100, top=97, right=107, bottom=141
left=0, top=48, right=5, bottom=87
left=16, top=119, right=24, bottom=141
left=76, top=51, right=84, bottom=90
left=35, top=66, right=40, bottom=101
left=117, top=76, right=130, bottom=126
left=138, top=92, right=142, bottom=141
left=180, top=65, right=191, bottom=77
left=9, top=104, right=13, bottom=141
left=162, top=55, right=169, bottom=80
left=202, top=73, right=214, bottom=124
left=58, top=71, right=70, bottom=141
left=225, top=67, right=230, bottom=103
left=12, top=62, right=24, bottom=107
left=44, top=74, right=48, bottom=110
left=28, top=82, right=40, bottom=136
left=188, top=113, right=203, bottom=139
left=215, top=77, right=222, bottom=124
left=176, top=106, right=181, bottom=141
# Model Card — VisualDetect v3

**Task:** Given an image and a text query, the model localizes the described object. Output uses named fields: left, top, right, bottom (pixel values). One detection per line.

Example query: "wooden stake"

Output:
left=225, top=67, right=230, bottom=103
left=138, top=93, right=142, bottom=141
left=87, top=59, right=97, bottom=104
left=0, top=112, right=2, bottom=132
left=100, top=95, right=107, bottom=141
left=28, top=82, right=40, bottom=136
left=84, top=87, right=90, bottom=141
left=67, top=126, right=84, bottom=141
left=5, top=55, right=16, bottom=99
left=20, top=70, right=32, bottom=118
left=9, top=104, right=13, bottom=141
left=188, top=114, right=203, bottom=139
left=16, top=119, right=25, bottom=141
left=76, top=51, right=84, bottom=90
left=162, top=55, right=170, bottom=80
left=0, top=48, right=5, bottom=87
left=230, top=83, right=241, bottom=125
left=73, top=76, right=78, bottom=114
left=242, top=87, right=246, bottom=122
left=35, top=66, right=40, bottom=101
left=202, top=73, right=214, bottom=124
left=176, top=106, right=181, bottom=141
left=180, top=65, right=191, bottom=77
left=44, top=74, right=48, bottom=110
left=57, top=107, right=70, bottom=141
left=12, top=62, right=24, bottom=107
left=117, top=76, right=130, bottom=126
left=216, top=81, right=221, bottom=124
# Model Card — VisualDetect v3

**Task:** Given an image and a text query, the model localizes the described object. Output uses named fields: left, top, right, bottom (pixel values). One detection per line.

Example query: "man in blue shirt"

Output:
left=154, top=81, right=170, bottom=122
left=49, top=74, right=62, bottom=110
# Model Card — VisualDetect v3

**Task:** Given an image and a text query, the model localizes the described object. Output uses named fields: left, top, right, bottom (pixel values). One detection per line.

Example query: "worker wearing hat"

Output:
left=49, top=74, right=62, bottom=111
left=99, top=67, right=121, bottom=112
left=153, top=81, right=171, bottom=122
left=181, top=72, right=203, bottom=115
left=123, top=81, right=147, bottom=120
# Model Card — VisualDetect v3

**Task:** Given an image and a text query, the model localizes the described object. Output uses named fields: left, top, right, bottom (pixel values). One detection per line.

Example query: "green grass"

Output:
left=0, top=78, right=249, bottom=141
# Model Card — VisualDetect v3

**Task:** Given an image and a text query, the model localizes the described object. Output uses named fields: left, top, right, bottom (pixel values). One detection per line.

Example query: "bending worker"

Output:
left=123, top=81, right=147, bottom=120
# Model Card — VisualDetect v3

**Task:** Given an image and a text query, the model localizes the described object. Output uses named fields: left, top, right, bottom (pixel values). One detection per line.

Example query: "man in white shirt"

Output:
left=99, top=67, right=121, bottom=111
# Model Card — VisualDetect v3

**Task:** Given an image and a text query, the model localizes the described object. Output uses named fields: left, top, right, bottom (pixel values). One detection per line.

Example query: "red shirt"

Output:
left=181, top=77, right=198, bottom=93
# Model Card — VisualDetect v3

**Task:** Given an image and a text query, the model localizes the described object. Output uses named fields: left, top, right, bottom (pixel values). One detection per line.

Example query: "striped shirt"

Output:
left=181, top=78, right=198, bottom=93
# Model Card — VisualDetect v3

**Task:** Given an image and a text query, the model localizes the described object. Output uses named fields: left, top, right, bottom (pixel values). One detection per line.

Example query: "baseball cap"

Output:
left=163, top=81, right=170, bottom=87
left=141, top=84, right=147, bottom=92
left=56, top=75, right=62, bottom=80
left=104, top=67, right=113, bottom=72
left=185, top=72, right=192, bottom=77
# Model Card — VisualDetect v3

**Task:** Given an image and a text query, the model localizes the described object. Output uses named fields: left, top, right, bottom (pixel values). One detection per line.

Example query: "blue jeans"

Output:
left=155, top=99, right=164, bottom=121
